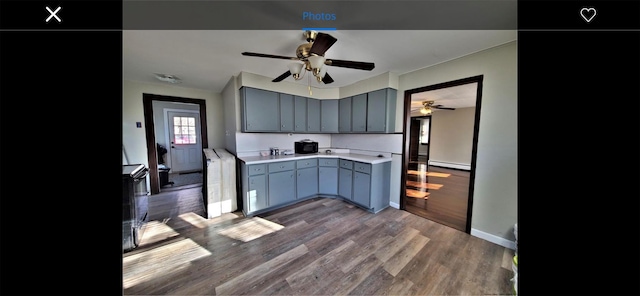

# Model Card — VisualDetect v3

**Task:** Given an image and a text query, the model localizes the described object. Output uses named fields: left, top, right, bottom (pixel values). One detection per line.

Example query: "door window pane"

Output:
left=173, top=116, right=197, bottom=144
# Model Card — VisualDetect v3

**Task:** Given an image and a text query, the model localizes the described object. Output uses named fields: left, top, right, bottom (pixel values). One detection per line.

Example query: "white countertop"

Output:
left=239, top=152, right=392, bottom=165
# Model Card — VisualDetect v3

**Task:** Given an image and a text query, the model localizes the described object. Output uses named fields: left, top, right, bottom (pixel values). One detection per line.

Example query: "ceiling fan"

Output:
left=417, top=100, right=456, bottom=115
left=241, top=31, right=375, bottom=85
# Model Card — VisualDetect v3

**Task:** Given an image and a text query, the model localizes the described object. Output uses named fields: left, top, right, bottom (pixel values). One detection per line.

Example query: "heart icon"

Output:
left=580, top=7, right=597, bottom=23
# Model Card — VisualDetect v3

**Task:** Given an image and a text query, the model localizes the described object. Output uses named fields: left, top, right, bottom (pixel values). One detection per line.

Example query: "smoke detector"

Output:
left=154, top=73, right=182, bottom=84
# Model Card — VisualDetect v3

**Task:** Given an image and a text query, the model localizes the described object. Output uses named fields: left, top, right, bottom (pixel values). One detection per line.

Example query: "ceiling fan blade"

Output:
left=242, top=52, right=299, bottom=61
left=325, top=59, right=375, bottom=71
left=272, top=70, right=292, bottom=82
left=310, top=33, right=337, bottom=56
left=322, top=72, right=334, bottom=84
left=433, top=105, right=456, bottom=110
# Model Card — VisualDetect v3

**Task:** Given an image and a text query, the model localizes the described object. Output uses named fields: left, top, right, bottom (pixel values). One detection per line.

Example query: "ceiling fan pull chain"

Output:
left=308, top=75, right=312, bottom=95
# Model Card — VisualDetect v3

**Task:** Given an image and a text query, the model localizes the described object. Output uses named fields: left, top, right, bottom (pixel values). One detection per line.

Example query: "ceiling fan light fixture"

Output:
left=154, top=73, right=182, bottom=84
left=420, top=107, right=432, bottom=115
left=307, top=55, right=325, bottom=70
left=288, top=63, right=304, bottom=80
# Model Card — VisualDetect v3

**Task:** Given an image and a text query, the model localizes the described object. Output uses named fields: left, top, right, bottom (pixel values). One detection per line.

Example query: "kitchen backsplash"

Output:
left=331, top=133, right=403, bottom=154
left=236, top=132, right=402, bottom=157
left=236, top=132, right=331, bottom=156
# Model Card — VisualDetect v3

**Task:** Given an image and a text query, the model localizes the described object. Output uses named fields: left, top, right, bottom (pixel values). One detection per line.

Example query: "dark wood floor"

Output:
left=405, top=164, right=470, bottom=232
left=127, top=189, right=515, bottom=295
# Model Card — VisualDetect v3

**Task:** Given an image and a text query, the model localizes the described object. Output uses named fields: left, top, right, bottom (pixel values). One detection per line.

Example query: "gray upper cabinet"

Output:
left=366, top=88, right=397, bottom=133
left=321, top=99, right=339, bottom=133
left=240, top=86, right=396, bottom=134
left=307, top=98, right=321, bottom=132
left=279, top=93, right=294, bottom=132
left=338, top=97, right=352, bottom=133
left=241, top=87, right=280, bottom=132
left=351, top=94, right=367, bottom=132
left=294, top=96, right=307, bottom=132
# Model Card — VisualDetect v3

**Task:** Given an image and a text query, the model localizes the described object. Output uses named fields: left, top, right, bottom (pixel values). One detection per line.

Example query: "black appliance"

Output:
left=123, top=164, right=149, bottom=252
left=294, top=140, right=319, bottom=154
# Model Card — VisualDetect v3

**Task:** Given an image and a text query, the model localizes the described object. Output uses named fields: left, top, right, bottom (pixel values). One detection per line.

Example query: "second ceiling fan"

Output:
left=242, top=31, right=375, bottom=85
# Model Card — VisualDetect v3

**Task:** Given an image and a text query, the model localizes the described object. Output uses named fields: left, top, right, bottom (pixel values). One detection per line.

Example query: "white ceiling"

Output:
left=123, top=30, right=516, bottom=108
left=410, top=82, right=479, bottom=113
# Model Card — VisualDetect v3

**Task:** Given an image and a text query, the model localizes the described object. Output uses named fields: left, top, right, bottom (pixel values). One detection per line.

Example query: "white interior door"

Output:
left=168, top=111, right=202, bottom=173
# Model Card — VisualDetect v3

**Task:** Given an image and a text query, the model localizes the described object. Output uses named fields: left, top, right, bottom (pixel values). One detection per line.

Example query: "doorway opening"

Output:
left=400, top=75, right=483, bottom=233
left=142, top=93, right=208, bottom=195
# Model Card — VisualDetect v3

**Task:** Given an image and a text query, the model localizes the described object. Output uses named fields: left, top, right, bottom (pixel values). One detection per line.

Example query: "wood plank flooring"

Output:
left=125, top=194, right=515, bottom=295
left=405, top=165, right=470, bottom=232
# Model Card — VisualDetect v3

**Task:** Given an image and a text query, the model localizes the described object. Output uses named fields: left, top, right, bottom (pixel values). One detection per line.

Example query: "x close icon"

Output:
left=45, top=6, right=62, bottom=23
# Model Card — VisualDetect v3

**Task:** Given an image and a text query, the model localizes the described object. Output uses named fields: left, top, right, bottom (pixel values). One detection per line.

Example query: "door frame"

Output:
left=409, top=116, right=431, bottom=163
left=143, top=93, right=208, bottom=195
left=399, top=75, right=483, bottom=233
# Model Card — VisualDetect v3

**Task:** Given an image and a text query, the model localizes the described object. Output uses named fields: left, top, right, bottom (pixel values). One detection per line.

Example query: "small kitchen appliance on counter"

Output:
left=294, top=139, right=319, bottom=154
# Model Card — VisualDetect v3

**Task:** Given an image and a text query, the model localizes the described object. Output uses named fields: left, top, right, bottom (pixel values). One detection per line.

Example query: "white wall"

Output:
left=339, top=71, right=399, bottom=98
left=222, top=76, right=239, bottom=154
left=238, top=71, right=339, bottom=99
left=122, top=79, right=224, bottom=167
left=152, top=101, right=200, bottom=150
left=398, top=41, right=518, bottom=243
left=429, top=107, right=475, bottom=167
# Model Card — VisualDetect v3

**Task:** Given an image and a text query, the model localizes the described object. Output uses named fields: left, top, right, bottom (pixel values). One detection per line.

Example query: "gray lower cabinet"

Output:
left=352, top=161, right=391, bottom=213
left=247, top=175, right=267, bottom=212
left=353, top=172, right=371, bottom=208
left=338, top=168, right=353, bottom=200
left=318, top=158, right=338, bottom=195
left=241, top=158, right=390, bottom=216
left=297, top=167, right=318, bottom=199
left=268, top=161, right=296, bottom=207
left=242, top=163, right=268, bottom=214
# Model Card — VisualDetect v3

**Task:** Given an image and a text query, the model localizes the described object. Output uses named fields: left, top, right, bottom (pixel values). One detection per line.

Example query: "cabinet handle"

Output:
left=281, top=166, right=285, bottom=168
left=282, top=124, right=285, bottom=127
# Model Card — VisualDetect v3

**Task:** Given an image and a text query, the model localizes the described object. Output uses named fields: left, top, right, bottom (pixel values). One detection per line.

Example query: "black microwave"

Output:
left=295, top=140, right=318, bottom=154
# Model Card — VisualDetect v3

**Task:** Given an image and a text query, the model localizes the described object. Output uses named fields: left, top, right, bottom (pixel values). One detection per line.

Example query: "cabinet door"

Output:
left=339, top=97, right=352, bottom=132
left=243, top=87, right=280, bottom=132
left=279, top=93, right=294, bottom=132
left=338, top=168, right=353, bottom=200
left=319, top=167, right=338, bottom=195
left=366, top=89, right=387, bottom=132
left=321, top=99, right=339, bottom=133
left=353, top=171, right=371, bottom=208
left=307, top=98, right=321, bottom=132
left=248, top=174, right=267, bottom=212
left=351, top=94, right=367, bottom=132
left=268, top=170, right=296, bottom=206
left=297, top=167, right=318, bottom=199
left=294, top=96, right=307, bottom=132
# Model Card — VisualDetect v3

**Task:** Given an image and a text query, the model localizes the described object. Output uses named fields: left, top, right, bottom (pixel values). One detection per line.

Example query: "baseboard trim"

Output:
left=389, top=201, right=400, bottom=209
left=471, top=228, right=516, bottom=250
left=428, top=160, right=471, bottom=171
